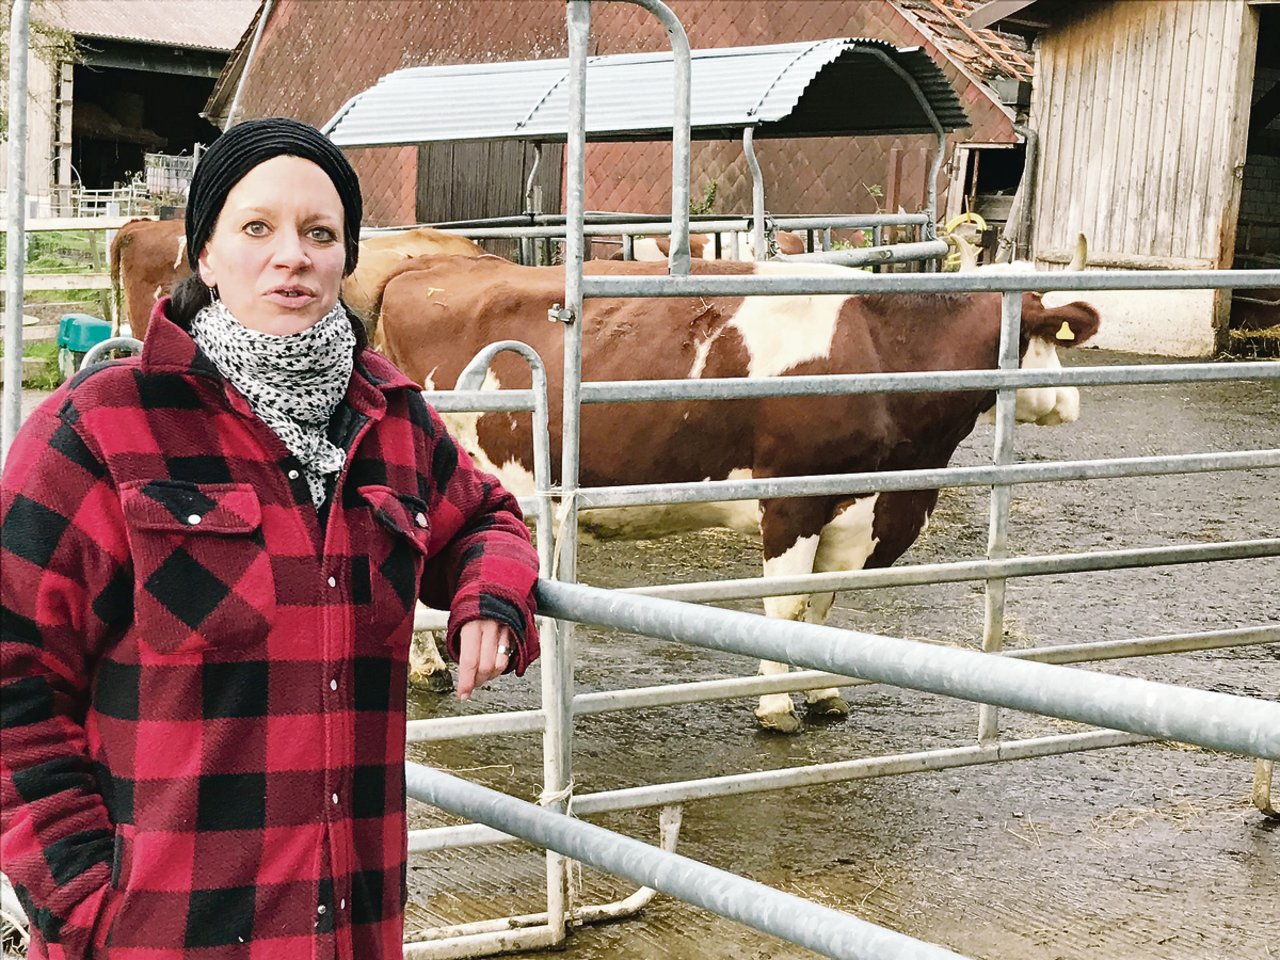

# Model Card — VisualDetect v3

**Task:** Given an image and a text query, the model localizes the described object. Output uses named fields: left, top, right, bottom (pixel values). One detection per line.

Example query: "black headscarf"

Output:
left=185, top=117, right=362, bottom=275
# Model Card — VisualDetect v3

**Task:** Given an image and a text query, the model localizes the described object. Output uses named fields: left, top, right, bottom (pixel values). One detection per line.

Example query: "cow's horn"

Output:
left=1055, top=321, right=1076, bottom=341
left=1066, top=233, right=1088, bottom=271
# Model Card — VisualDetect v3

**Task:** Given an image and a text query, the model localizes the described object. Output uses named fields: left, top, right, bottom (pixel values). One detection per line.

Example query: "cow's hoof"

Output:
left=755, top=709, right=803, bottom=734
left=805, top=696, right=850, bottom=719
left=409, top=668, right=454, bottom=694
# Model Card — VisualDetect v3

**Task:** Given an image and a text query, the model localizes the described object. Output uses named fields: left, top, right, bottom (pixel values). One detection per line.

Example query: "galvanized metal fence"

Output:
left=398, top=1, right=1280, bottom=957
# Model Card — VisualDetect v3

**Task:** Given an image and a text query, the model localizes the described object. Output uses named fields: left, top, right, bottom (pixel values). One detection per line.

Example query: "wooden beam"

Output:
left=1036, top=249, right=1215, bottom=270
left=19, top=274, right=114, bottom=292
left=0, top=216, right=156, bottom=233
left=1248, top=81, right=1280, bottom=132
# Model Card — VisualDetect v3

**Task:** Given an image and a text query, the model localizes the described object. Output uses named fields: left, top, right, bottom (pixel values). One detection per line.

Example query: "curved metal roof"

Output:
left=323, top=37, right=969, bottom=147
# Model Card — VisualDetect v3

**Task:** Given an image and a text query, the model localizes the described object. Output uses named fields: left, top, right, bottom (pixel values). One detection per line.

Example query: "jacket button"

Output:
left=317, top=904, right=326, bottom=915
left=415, top=512, right=428, bottom=528
left=329, top=679, right=338, bottom=691
left=288, top=469, right=300, bottom=480
left=187, top=514, right=202, bottom=525
left=339, top=898, right=346, bottom=910
left=327, top=576, right=337, bottom=588
left=331, top=793, right=339, bottom=805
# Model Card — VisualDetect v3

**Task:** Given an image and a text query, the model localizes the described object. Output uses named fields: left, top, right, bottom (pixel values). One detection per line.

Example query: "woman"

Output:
left=0, top=118, right=540, bottom=959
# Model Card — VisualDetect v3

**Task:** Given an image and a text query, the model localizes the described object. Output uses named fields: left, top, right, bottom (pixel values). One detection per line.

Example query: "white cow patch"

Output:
left=431, top=369, right=539, bottom=499
left=728, top=262, right=851, bottom=379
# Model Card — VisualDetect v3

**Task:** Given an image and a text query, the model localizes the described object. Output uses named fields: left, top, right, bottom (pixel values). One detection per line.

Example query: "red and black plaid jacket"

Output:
left=0, top=303, right=539, bottom=960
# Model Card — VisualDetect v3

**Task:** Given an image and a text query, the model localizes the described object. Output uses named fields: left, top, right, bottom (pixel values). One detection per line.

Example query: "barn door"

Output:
left=416, top=141, right=563, bottom=261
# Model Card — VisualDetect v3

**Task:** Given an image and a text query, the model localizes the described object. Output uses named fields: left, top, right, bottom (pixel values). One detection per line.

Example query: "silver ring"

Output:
left=497, top=644, right=511, bottom=658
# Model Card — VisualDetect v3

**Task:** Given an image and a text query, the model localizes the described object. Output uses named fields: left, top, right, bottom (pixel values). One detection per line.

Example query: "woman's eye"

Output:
left=244, top=221, right=269, bottom=237
left=309, top=226, right=338, bottom=243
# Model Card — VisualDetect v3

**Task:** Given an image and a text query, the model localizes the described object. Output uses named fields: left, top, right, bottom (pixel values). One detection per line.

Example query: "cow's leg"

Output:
left=409, top=628, right=454, bottom=692
left=755, top=499, right=830, bottom=733
left=798, top=495, right=882, bottom=717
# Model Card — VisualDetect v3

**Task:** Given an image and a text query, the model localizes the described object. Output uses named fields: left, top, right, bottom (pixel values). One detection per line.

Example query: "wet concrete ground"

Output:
left=402, top=351, right=1278, bottom=959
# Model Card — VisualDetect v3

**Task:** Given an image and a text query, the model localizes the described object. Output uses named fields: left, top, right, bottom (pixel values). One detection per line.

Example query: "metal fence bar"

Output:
left=623, top=537, right=1280, bottom=600
left=980, top=291, right=1023, bottom=741
left=574, top=360, right=1280, bottom=403
left=576, top=449, right=1280, bottom=508
left=406, top=730, right=1150, bottom=852
left=537, top=580, right=1280, bottom=758
left=3, top=0, right=33, bottom=463
left=404, top=763, right=972, bottom=960
left=405, top=624, right=1277, bottom=745
left=580, top=268, right=1280, bottom=297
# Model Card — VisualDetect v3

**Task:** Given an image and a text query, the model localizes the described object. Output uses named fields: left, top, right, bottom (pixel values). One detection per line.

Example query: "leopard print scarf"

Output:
left=191, top=299, right=356, bottom=506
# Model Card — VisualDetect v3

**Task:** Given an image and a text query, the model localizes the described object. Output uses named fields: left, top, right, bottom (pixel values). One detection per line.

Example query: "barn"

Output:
left=969, top=0, right=1280, bottom=354
left=205, top=0, right=1031, bottom=235
left=0, top=0, right=257, bottom=216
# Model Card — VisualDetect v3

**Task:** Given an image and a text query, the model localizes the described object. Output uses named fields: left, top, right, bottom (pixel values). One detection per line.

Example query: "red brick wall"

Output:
left=235, top=0, right=1015, bottom=226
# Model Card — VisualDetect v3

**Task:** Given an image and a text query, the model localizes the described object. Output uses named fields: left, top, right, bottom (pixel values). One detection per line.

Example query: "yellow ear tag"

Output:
left=1055, top=321, right=1075, bottom=342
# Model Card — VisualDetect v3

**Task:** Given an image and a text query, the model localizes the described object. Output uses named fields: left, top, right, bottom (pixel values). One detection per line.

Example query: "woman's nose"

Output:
left=272, top=229, right=310, bottom=268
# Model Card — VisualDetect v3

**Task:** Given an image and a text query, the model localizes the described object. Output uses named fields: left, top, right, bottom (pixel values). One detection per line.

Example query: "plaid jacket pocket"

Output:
left=358, top=485, right=429, bottom=648
left=121, top=480, right=275, bottom=655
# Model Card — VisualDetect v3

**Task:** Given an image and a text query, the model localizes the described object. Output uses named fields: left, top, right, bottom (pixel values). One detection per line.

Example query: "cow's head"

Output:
left=1012, top=293, right=1101, bottom=425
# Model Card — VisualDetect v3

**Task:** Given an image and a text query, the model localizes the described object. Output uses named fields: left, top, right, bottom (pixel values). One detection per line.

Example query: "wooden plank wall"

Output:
left=1030, top=0, right=1260, bottom=270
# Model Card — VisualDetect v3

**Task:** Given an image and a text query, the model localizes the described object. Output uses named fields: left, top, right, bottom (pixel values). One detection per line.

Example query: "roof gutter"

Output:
left=226, top=0, right=275, bottom=129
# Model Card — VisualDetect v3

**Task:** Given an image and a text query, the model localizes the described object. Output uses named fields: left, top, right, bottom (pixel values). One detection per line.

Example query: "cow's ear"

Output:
left=1024, top=300, right=1101, bottom=347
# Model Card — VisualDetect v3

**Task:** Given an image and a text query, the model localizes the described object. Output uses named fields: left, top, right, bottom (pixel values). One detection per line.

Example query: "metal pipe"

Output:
left=776, top=239, right=949, bottom=266
left=743, top=126, right=766, bottom=260
left=405, top=624, right=1277, bottom=745
left=625, top=538, right=1280, bottom=600
left=3, top=0, right=32, bottom=465
left=575, top=360, right=1280, bottom=404
left=537, top=580, right=1280, bottom=758
left=978, top=291, right=1022, bottom=740
left=404, top=763, right=972, bottom=960
left=628, top=0, right=691, bottom=275
left=580, top=268, right=1280, bottom=298
left=225, top=0, right=275, bottom=128
left=547, top=0, right=592, bottom=937
left=575, top=450, right=1280, bottom=509
left=80, top=336, right=142, bottom=368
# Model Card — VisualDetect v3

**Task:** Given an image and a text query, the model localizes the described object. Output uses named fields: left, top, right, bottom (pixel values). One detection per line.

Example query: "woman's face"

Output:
left=197, top=155, right=348, bottom=336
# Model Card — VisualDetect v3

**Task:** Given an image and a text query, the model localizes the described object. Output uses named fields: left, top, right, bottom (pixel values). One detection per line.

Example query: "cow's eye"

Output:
left=244, top=221, right=269, bottom=237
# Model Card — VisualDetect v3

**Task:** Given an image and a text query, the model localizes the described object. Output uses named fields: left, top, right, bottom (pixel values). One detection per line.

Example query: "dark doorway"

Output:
left=72, top=63, right=219, bottom=189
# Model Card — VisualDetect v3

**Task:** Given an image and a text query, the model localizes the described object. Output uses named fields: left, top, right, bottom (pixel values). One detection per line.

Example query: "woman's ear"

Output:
left=197, top=248, right=216, bottom=288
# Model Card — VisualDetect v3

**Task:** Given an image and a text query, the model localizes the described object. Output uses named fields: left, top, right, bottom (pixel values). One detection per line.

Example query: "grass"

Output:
left=0, top=341, right=62, bottom=390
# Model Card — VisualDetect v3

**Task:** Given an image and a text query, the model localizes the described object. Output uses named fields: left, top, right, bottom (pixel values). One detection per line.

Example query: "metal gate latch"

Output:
left=548, top=303, right=576, bottom=323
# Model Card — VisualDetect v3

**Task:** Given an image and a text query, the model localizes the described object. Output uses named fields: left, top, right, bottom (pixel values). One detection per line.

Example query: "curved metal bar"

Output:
left=742, top=126, right=766, bottom=260
left=626, top=0, right=692, bottom=275
left=847, top=44, right=948, bottom=235
left=81, top=336, right=143, bottom=369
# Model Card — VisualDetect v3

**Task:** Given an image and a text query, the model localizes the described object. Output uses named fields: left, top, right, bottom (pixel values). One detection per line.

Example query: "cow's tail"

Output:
left=109, top=230, right=127, bottom=332
left=367, top=255, right=441, bottom=351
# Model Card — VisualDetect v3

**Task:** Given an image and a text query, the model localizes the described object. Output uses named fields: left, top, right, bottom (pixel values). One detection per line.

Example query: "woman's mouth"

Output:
left=267, top=286, right=317, bottom=306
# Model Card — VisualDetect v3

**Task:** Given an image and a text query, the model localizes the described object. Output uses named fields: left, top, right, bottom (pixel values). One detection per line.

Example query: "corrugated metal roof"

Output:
left=324, top=37, right=969, bottom=148
left=34, top=0, right=260, bottom=53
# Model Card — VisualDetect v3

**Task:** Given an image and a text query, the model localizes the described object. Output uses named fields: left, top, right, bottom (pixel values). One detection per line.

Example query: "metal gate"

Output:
left=395, top=2, right=1280, bottom=958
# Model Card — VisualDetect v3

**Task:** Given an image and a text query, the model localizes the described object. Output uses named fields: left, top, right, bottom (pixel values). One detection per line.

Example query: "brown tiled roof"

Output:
left=893, top=0, right=1034, bottom=83
left=34, top=0, right=260, bottom=52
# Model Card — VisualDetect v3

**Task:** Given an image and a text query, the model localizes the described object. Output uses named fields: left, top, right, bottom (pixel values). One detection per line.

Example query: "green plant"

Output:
left=690, top=180, right=718, bottom=217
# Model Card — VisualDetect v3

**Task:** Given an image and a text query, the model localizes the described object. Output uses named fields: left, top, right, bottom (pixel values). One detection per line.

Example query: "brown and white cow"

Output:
left=377, top=257, right=1101, bottom=732
left=109, top=218, right=190, bottom=338
left=110, top=222, right=486, bottom=338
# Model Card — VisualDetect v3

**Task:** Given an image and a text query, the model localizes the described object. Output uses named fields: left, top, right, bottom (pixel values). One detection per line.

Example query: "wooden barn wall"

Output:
left=232, top=0, right=1017, bottom=228
left=1030, top=0, right=1259, bottom=270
